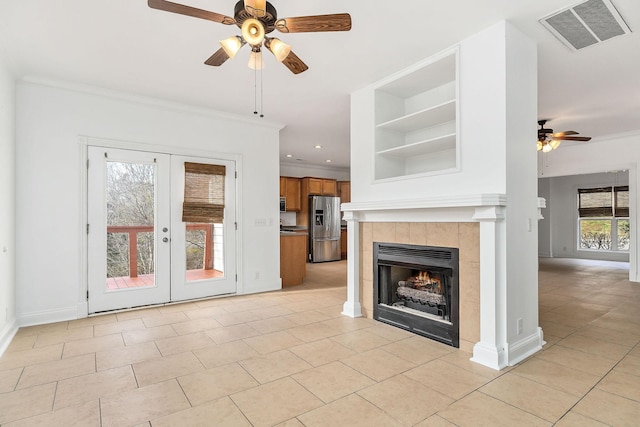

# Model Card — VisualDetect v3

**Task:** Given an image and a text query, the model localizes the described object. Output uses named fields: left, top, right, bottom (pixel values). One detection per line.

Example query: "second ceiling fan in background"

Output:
left=537, top=119, right=592, bottom=152
left=148, top=0, right=352, bottom=74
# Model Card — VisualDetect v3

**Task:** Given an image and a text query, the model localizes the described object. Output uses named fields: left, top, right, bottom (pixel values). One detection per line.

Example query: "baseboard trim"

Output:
left=77, top=302, right=88, bottom=318
left=342, top=300, right=363, bottom=318
left=471, top=342, right=508, bottom=371
left=0, top=318, right=18, bottom=357
left=506, top=327, right=544, bottom=366
left=241, top=282, right=282, bottom=295
left=18, top=306, right=78, bottom=327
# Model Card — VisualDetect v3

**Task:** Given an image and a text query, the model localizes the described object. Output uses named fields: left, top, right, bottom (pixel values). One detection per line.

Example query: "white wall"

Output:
left=538, top=132, right=639, bottom=281
left=0, top=52, right=17, bottom=354
left=503, top=21, right=539, bottom=355
left=539, top=172, right=630, bottom=262
left=15, top=80, right=282, bottom=325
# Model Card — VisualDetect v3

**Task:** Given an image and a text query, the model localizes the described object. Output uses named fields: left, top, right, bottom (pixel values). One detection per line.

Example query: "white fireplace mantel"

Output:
left=342, top=193, right=507, bottom=212
left=341, top=193, right=543, bottom=370
left=341, top=192, right=507, bottom=319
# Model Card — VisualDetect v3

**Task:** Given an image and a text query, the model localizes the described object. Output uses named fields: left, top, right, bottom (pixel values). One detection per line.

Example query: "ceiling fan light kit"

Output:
left=265, top=37, right=291, bottom=62
left=220, top=36, right=244, bottom=59
left=241, top=18, right=266, bottom=46
left=248, top=49, right=264, bottom=70
left=244, top=0, right=267, bottom=18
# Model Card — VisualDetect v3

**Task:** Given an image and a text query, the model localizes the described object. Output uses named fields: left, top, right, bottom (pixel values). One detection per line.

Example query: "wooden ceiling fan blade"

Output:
left=553, top=131, right=579, bottom=137
left=556, top=136, right=592, bottom=141
left=204, top=48, right=230, bottom=66
left=275, top=13, right=352, bottom=33
left=282, top=51, right=309, bottom=74
left=148, top=0, right=235, bottom=25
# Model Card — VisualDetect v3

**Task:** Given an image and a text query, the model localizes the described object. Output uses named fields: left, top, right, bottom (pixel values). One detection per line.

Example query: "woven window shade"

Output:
left=578, top=186, right=629, bottom=218
left=182, top=162, right=226, bottom=223
left=615, top=186, right=629, bottom=217
left=578, top=187, right=612, bottom=217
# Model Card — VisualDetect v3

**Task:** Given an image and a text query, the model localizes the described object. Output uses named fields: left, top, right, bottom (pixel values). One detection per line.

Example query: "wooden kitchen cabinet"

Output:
left=307, top=178, right=323, bottom=195
left=296, top=177, right=339, bottom=227
left=280, top=233, right=307, bottom=286
left=322, top=179, right=338, bottom=196
left=340, top=228, right=347, bottom=260
left=338, top=181, right=351, bottom=203
left=280, top=177, right=301, bottom=211
left=303, top=177, right=338, bottom=196
left=279, top=177, right=286, bottom=197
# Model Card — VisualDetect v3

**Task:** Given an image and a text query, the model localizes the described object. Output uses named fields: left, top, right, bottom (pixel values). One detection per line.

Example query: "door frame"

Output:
left=78, top=136, right=243, bottom=317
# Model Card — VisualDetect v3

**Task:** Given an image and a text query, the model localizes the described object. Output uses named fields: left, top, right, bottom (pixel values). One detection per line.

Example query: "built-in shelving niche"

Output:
left=374, top=48, right=459, bottom=181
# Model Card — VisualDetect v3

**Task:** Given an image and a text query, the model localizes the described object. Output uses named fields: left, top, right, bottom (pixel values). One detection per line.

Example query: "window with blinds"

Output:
left=578, top=186, right=628, bottom=218
left=182, top=162, right=226, bottom=223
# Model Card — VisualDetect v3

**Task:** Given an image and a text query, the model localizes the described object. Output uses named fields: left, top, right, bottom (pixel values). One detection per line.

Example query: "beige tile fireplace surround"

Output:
left=359, top=222, right=480, bottom=352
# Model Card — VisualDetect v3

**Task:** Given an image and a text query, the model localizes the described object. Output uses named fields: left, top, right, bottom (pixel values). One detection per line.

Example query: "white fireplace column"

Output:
left=342, top=210, right=362, bottom=317
left=470, top=206, right=508, bottom=370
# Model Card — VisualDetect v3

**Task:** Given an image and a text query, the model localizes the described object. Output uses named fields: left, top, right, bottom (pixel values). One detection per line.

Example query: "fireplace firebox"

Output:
left=373, top=242, right=459, bottom=347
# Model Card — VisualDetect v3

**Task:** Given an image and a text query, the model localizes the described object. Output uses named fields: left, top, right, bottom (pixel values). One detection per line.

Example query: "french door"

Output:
left=87, top=147, right=236, bottom=313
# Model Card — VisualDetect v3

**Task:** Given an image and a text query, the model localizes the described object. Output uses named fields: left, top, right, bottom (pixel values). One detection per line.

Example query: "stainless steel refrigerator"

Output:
left=309, top=195, right=341, bottom=262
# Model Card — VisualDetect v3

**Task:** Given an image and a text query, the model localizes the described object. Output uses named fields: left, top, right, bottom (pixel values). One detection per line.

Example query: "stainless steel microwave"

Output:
left=279, top=197, right=286, bottom=212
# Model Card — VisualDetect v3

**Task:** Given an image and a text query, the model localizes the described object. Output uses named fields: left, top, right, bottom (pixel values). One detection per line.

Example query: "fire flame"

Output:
left=410, top=271, right=443, bottom=294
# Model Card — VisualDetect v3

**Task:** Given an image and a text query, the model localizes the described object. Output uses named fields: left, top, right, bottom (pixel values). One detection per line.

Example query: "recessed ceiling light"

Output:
left=325, top=159, right=332, bottom=163
left=285, top=154, right=293, bottom=158
left=314, top=145, right=323, bottom=149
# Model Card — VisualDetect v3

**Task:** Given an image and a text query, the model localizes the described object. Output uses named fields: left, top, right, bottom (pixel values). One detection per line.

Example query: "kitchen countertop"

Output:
left=280, top=227, right=307, bottom=236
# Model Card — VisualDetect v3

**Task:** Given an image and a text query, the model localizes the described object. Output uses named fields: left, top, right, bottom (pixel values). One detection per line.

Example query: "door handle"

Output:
left=162, top=237, right=169, bottom=243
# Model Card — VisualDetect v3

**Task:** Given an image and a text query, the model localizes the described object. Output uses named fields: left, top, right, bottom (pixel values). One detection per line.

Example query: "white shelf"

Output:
left=377, top=133, right=456, bottom=158
left=372, top=47, right=459, bottom=181
left=376, top=100, right=456, bottom=133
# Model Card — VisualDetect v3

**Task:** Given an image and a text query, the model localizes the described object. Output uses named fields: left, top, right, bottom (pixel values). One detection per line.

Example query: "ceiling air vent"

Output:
left=540, top=0, right=631, bottom=51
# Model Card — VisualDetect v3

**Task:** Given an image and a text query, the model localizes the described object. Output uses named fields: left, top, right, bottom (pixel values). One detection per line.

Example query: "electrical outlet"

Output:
left=255, top=271, right=260, bottom=280
left=517, top=318, right=523, bottom=335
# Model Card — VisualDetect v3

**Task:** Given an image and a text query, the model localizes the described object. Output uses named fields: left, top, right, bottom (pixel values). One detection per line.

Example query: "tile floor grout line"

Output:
left=473, top=388, right=553, bottom=424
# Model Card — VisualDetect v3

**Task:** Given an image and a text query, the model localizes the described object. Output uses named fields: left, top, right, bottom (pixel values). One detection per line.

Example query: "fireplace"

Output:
left=373, top=242, right=459, bottom=347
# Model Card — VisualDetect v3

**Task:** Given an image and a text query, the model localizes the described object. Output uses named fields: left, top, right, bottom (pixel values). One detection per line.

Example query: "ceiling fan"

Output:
left=147, top=0, right=352, bottom=74
left=537, top=119, right=592, bottom=152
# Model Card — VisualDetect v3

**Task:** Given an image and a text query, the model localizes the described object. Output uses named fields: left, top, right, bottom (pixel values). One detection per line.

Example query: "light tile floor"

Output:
left=1, top=258, right=639, bottom=426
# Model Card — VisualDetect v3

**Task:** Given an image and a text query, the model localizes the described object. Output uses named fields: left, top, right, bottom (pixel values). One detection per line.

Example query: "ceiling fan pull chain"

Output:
left=254, top=65, right=258, bottom=116
left=260, top=66, right=264, bottom=118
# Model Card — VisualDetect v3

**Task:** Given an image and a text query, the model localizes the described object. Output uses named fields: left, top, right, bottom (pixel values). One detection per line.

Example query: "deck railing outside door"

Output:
left=106, top=224, right=213, bottom=277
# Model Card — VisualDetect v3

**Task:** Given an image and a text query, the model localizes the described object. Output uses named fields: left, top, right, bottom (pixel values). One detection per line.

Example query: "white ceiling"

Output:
left=0, top=0, right=638, bottom=170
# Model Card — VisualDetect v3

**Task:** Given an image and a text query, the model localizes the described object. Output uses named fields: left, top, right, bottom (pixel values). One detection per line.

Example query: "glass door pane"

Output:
left=105, top=161, right=156, bottom=290
left=185, top=222, right=224, bottom=282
